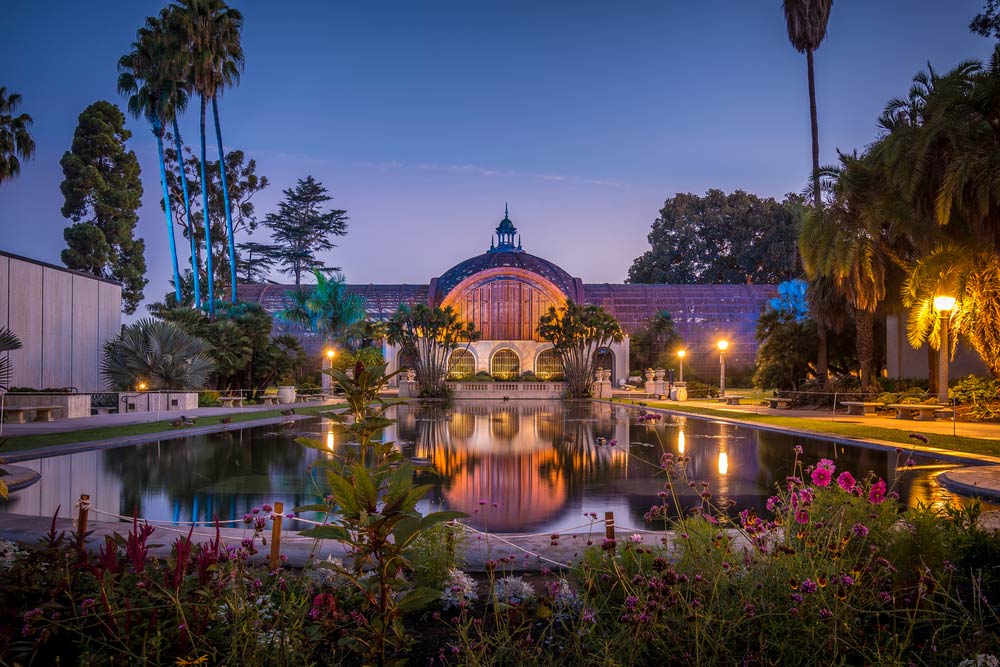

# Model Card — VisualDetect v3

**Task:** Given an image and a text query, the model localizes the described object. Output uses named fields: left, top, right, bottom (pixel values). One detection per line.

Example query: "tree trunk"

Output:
left=212, top=96, right=238, bottom=305
left=154, top=122, right=182, bottom=303
left=816, top=322, right=829, bottom=384
left=807, top=48, right=821, bottom=209
left=173, top=116, right=201, bottom=308
left=199, top=96, right=215, bottom=317
left=856, top=309, right=874, bottom=391
left=927, top=343, right=938, bottom=396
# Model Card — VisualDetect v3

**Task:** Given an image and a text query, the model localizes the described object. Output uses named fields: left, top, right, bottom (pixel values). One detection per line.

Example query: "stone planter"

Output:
left=277, top=385, right=296, bottom=404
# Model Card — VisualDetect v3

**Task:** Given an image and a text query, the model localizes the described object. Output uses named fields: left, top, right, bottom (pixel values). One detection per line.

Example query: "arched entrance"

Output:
left=448, top=348, right=476, bottom=379
left=534, top=348, right=563, bottom=379
left=594, top=347, right=615, bottom=375
left=490, top=348, right=520, bottom=380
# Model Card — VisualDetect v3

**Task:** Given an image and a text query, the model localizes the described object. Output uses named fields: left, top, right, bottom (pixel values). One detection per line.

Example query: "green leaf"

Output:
left=391, top=515, right=420, bottom=547
left=292, top=503, right=329, bottom=513
left=301, top=525, right=350, bottom=541
left=420, top=511, right=467, bottom=530
left=395, top=586, right=441, bottom=613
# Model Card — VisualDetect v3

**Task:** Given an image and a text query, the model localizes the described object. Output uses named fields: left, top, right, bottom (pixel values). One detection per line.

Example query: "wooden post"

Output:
left=76, top=494, right=90, bottom=549
left=269, top=501, right=284, bottom=571
left=604, top=511, right=615, bottom=541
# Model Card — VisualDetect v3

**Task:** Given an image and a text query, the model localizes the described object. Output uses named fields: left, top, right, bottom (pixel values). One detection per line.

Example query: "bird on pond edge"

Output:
left=280, top=408, right=295, bottom=416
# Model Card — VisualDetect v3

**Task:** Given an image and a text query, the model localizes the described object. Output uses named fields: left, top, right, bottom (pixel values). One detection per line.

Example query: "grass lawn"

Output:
left=611, top=397, right=1000, bottom=459
left=0, top=404, right=338, bottom=455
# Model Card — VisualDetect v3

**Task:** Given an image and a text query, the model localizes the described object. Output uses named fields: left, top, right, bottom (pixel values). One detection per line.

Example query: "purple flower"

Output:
left=836, top=471, right=856, bottom=493
left=286, top=512, right=296, bottom=520
left=819, top=608, right=833, bottom=619
left=868, top=479, right=887, bottom=504
left=242, top=513, right=253, bottom=525
left=852, top=523, right=869, bottom=537
left=765, top=496, right=780, bottom=511
left=628, top=533, right=643, bottom=544
left=794, top=445, right=803, bottom=455
left=262, top=504, right=273, bottom=513
left=801, top=579, right=818, bottom=594
left=909, top=432, right=929, bottom=444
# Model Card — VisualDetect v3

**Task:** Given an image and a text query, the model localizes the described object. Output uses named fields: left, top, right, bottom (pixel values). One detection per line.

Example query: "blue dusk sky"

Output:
left=0, top=1, right=994, bottom=311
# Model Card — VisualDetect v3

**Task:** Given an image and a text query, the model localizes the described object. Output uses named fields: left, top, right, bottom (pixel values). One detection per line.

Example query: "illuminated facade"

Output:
left=240, top=207, right=778, bottom=380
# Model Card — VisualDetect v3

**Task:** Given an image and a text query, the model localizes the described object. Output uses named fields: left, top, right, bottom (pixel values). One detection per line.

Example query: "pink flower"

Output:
left=795, top=509, right=809, bottom=524
left=811, top=467, right=832, bottom=487
left=836, top=471, right=856, bottom=493
left=868, top=478, right=887, bottom=504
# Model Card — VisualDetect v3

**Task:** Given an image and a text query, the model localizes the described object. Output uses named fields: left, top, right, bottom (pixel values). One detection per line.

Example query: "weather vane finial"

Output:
left=505, top=202, right=509, bottom=219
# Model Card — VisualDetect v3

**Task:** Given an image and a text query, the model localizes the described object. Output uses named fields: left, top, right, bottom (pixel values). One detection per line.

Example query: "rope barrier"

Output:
left=457, top=523, right=573, bottom=569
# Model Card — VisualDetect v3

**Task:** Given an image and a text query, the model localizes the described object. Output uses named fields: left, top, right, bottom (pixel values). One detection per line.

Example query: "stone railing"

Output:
left=447, top=382, right=568, bottom=398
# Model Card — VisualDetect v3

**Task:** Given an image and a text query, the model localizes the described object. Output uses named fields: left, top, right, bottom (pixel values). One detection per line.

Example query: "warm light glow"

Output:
left=325, top=348, right=336, bottom=359
left=717, top=340, right=729, bottom=352
left=717, top=451, right=729, bottom=475
left=677, top=430, right=686, bottom=454
left=326, top=430, right=335, bottom=450
left=137, top=382, right=147, bottom=391
left=676, top=349, right=686, bottom=359
left=933, top=295, right=956, bottom=312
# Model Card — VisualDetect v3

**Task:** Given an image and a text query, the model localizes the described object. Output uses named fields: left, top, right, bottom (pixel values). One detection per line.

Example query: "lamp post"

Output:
left=676, top=349, right=686, bottom=383
left=717, top=339, right=729, bottom=397
left=322, top=348, right=336, bottom=393
left=933, top=295, right=955, bottom=404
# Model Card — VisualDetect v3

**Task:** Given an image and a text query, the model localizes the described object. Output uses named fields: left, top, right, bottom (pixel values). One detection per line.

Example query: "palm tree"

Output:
left=279, top=269, right=366, bottom=344
left=101, top=319, right=214, bottom=390
left=0, top=326, right=24, bottom=390
left=782, top=0, right=833, bottom=209
left=0, top=87, right=36, bottom=185
left=118, top=20, right=186, bottom=303
left=171, top=0, right=244, bottom=313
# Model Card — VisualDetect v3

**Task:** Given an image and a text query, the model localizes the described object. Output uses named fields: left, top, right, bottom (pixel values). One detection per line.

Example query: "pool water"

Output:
left=5, top=400, right=976, bottom=534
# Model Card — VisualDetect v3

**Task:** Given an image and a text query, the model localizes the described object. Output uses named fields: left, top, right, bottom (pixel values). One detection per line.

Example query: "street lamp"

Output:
left=717, top=339, right=729, bottom=397
left=933, top=295, right=955, bottom=404
left=676, top=349, right=686, bottom=383
left=322, top=348, right=336, bottom=393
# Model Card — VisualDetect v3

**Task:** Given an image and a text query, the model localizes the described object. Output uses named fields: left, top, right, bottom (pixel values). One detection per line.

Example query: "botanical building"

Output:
left=241, top=209, right=777, bottom=382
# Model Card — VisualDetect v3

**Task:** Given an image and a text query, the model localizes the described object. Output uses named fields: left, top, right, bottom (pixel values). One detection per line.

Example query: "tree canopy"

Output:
left=263, top=175, right=348, bottom=286
left=628, top=190, right=800, bottom=285
left=0, top=87, right=35, bottom=184
left=537, top=302, right=623, bottom=397
left=386, top=305, right=478, bottom=397
left=60, top=100, right=147, bottom=314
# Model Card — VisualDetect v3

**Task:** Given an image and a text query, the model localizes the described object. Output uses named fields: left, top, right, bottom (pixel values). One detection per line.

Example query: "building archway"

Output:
left=534, top=348, right=563, bottom=379
left=448, top=348, right=476, bottom=379
left=490, top=348, right=520, bottom=380
left=594, top=347, right=615, bottom=374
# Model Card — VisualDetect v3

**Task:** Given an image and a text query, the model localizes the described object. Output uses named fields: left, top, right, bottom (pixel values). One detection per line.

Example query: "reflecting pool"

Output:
left=4, top=401, right=982, bottom=533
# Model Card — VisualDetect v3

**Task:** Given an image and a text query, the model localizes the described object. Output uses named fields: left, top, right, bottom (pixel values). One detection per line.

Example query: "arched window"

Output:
left=594, top=348, right=615, bottom=375
left=397, top=350, right=417, bottom=373
left=490, top=348, right=520, bottom=380
left=448, top=349, right=475, bottom=379
left=535, top=348, right=563, bottom=379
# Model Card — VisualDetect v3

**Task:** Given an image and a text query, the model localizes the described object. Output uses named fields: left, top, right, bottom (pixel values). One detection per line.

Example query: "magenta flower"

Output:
left=811, top=459, right=835, bottom=487
left=836, top=471, right=856, bottom=492
left=801, top=578, right=818, bottom=594
left=868, top=478, right=887, bottom=504
left=795, top=509, right=809, bottom=524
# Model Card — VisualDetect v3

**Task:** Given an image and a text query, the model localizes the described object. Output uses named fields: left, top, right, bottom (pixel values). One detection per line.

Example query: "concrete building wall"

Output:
left=886, top=314, right=989, bottom=380
left=0, top=251, right=122, bottom=391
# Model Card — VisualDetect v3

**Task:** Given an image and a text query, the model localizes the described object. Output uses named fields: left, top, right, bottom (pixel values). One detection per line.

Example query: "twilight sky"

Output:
left=0, top=1, right=994, bottom=312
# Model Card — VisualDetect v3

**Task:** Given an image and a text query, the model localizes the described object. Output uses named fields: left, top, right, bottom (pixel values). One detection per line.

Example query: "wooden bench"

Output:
left=1, top=405, right=63, bottom=423
left=840, top=401, right=883, bottom=416
left=218, top=396, right=244, bottom=408
left=887, top=403, right=945, bottom=421
left=260, top=395, right=280, bottom=406
left=715, top=396, right=742, bottom=406
left=766, top=397, right=793, bottom=409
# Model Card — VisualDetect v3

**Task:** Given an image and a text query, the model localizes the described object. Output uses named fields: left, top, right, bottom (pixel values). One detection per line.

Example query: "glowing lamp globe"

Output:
left=933, top=295, right=956, bottom=312
left=717, top=340, right=729, bottom=352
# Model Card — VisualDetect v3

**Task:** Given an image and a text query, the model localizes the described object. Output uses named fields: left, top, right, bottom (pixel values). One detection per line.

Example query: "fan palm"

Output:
left=171, top=0, right=244, bottom=312
left=782, top=0, right=833, bottom=209
left=0, top=327, right=24, bottom=391
left=0, top=87, right=35, bottom=184
left=118, top=19, right=187, bottom=303
left=101, top=319, right=214, bottom=390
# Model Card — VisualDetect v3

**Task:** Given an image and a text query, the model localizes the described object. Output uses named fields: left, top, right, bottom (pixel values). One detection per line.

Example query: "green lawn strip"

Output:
left=611, top=398, right=1000, bottom=458
left=0, top=405, right=337, bottom=453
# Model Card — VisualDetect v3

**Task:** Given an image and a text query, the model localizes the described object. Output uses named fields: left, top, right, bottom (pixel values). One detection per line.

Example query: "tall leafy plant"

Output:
left=0, top=326, right=24, bottom=391
left=386, top=304, right=479, bottom=397
left=101, top=319, right=214, bottom=390
left=0, top=87, right=35, bottom=184
left=296, top=362, right=464, bottom=664
left=538, top=301, right=623, bottom=397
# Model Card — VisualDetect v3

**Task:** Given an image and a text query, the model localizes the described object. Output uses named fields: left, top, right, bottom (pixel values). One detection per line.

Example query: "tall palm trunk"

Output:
left=172, top=117, right=201, bottom=307
left=153, top=117, right=182, bottom=303
left=212, top=96, right=238, bottom=304
left=855, top=309, right=875, bottom=390
left=198, top=95, right=215, bottom=317
left=807, top=48, right=821, bottom=209
left=815, top=323, right=829, bottom=382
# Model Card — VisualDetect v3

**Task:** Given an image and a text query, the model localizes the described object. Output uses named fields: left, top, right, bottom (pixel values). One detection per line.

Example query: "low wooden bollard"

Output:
left=605, top=511, right=615, bottom=541
left=76, top=493, right=90, bottom=549
left=269, top=501, right=284, bottom=571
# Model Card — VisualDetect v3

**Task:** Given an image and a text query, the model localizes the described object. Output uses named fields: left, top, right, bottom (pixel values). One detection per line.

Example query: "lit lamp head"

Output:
left=325, top=348, right=336, bottom=360
left=933, top=295, right=956, bottom=312
left=717, top=340, right=729, bottom=353
left=677, top=349, right=686, bottom=359
left=137, top=381, right=148, bottom=391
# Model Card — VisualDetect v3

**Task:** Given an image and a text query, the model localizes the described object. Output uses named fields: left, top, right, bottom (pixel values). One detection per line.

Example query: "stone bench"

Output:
left=887, top=403, right=946, bottom=421
left=218, top=396, right=244, bottom=408
left=1, top=405, right=63, bottom=423
left=260, top=395, right=281, bottom=406
left=715, top=396, right=742, bottom=406
left=766, top=397, right=793, bottom=409
left=840, top=401, right=884, bottom=416
left=301, top=393, right=332, bottom=402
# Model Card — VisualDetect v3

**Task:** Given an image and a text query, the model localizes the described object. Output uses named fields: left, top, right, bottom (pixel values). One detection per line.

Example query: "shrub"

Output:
left=473, top=371, right=495, bottom=383
left=198, top=390, right=220, bottom=407
left=950, top=374, right=1000, bottom=420
left=683, top=379, right=715, bottom=398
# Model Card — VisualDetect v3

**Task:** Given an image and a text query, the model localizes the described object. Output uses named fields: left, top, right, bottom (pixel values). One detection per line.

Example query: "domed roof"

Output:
left=435, top=249, right=577, bottom=302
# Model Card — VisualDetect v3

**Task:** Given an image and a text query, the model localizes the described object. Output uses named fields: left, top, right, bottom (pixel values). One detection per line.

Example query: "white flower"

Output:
left=442, top=568, right=478, bottom=609
left=0, top=539, right=26, bottom=571
left=493, top=575, right=536, bottom=606
left=959, top=656, right=1000, bottom=667
left=548, top=578, right=582, bottom=619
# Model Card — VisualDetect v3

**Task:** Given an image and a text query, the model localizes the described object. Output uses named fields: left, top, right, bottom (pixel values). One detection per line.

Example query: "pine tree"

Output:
left=60, top=101, right=147, bottom=313
left=263, top=175, right=348, bottom=285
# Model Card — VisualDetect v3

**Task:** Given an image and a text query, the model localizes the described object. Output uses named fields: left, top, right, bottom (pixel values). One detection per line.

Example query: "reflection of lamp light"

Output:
left=718, top=451, right=729, bottom=475
left=677, top=429, right=686, bottom=454
left=326, top=429, right=334, bottom=450
left=933, top=295, right=955, bottom=404
left=717, top=340, right=729, bottom=397
left=677, top=349, right=686, bottom=383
